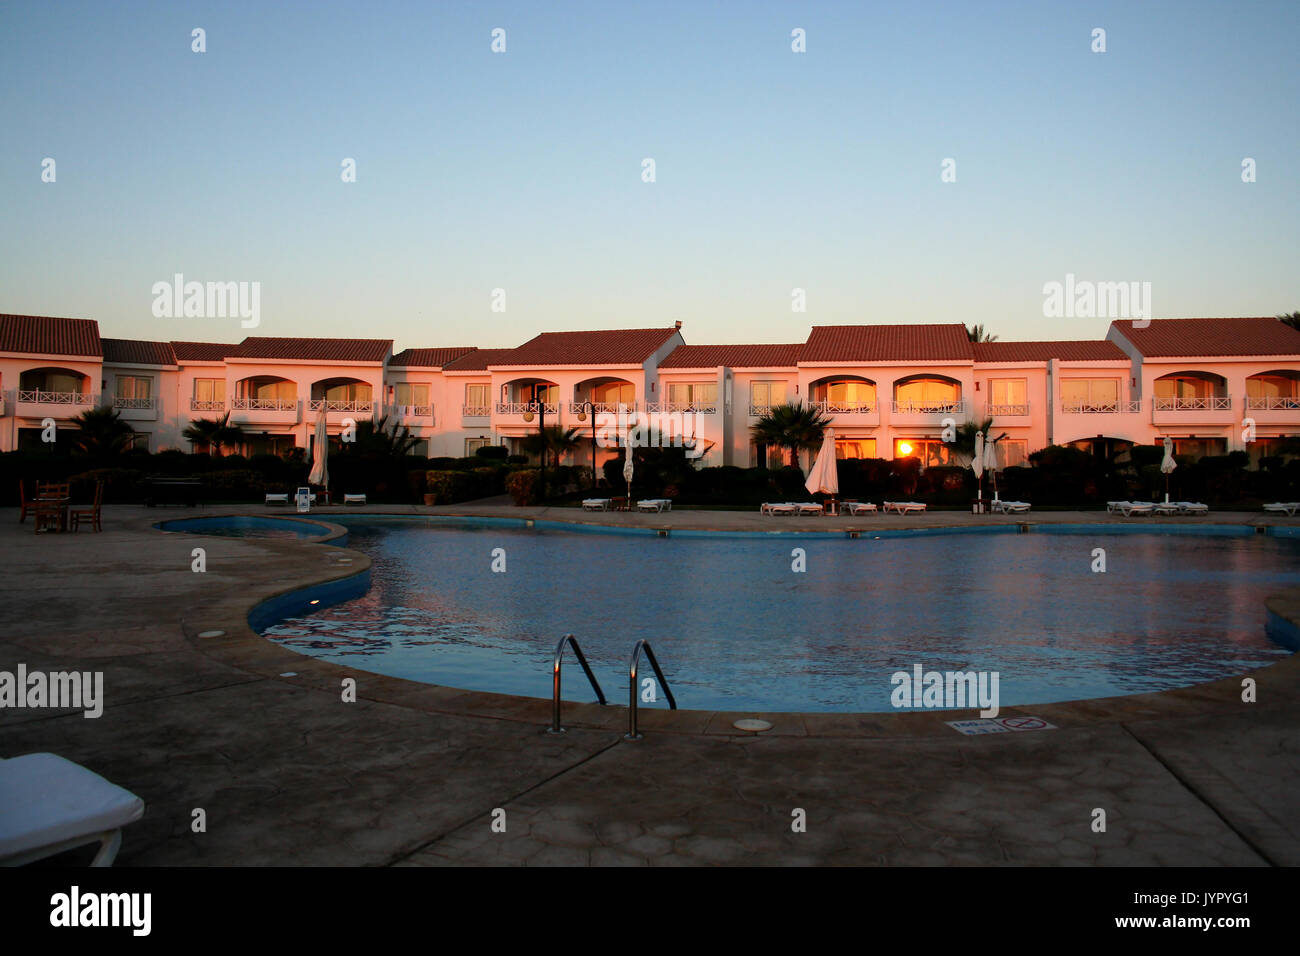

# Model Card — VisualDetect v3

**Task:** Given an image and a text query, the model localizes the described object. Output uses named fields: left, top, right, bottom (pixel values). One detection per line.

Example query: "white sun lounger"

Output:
left=1264, top=502, right=1300, bottom=517
left=883, top=501, right=926, bottom=514
left=636, top=499, right=672, bottom=513
left=761, top=503, right=798, bottom=515
left=992, top=500, right=1032, bottom=514
left=343, top=494, right=367, bottom=506
left=582, top=499, right=611, bottom=511
left=0, top=753, right=145, bottom=867
left=1153, top=502, right=1181, bottom=515
left=1118, top=502, right=1155, bottom=517
left=1174, top=501, right=1209, bottom=514
left=1106, top=501, right=1127, bottom=513
left=795, top=502, right=824, bottom=515
left=845, top=502, right=878, bottom=515
left=265, top=493, right=289, bottom=506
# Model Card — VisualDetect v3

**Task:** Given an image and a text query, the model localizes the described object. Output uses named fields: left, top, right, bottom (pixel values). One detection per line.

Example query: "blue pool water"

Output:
left=158, top=515, right=332, bottom=540
left=258, top=521, right=1300, bottom=712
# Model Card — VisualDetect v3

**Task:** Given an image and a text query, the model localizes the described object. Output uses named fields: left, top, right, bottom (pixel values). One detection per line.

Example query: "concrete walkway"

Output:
left=1, top=503, right=1296, bottom=866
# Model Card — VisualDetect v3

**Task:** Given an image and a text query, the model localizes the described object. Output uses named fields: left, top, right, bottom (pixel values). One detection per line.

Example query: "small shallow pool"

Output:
left=157, top=515, right=332, bottom=540
left=254, top=520, right=1300, bottom=713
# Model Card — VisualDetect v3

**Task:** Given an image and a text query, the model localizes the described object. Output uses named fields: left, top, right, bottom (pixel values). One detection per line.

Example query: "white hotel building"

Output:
left=3, top=313, right=1299, bottom=469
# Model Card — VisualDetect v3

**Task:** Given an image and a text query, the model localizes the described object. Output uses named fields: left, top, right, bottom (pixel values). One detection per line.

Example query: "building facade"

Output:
left=3, top=313, right=1299, bottom=467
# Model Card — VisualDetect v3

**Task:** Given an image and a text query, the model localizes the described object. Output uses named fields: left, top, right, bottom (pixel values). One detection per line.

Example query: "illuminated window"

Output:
left=893, top=438, right=953, bottom=467
left=835, top=439, right=876, bottom=458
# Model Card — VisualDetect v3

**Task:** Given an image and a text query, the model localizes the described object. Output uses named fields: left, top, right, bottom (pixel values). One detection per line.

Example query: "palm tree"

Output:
left=967, top=324, right=998, bottom=343
left=1277, top=311, right=1300, bottom=332
left=749, top=402, right=832, bottom=473
left=341, top=413, right=421, bottom=459
left=69, top=406, right=135, bottom=457
left=521, top=425, right=582, bottom=468
left=952, top=417, right=996, bottom=466
left=184, top=412, right=244, bottom=456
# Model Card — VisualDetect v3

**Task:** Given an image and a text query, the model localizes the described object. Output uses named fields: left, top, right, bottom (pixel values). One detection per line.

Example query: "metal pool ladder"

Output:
left=626, top=639, right=677, bottom=740
left=548, top=633, right=607, bottom=735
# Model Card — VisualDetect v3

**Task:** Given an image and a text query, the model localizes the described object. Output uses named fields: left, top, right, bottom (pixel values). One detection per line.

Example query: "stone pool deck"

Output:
left=1, top=502, right=1297, bottom=866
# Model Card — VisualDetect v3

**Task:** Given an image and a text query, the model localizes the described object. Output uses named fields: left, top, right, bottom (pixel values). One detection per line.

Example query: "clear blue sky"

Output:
left=1, top=0, right=1296, bottom=351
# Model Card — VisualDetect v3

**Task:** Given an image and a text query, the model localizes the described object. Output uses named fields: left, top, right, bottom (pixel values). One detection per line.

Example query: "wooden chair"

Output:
left=18, top=481, right=32, bottom=523
left=70, top=481, right=104, bottom=533
left=33, top=482, right=70, bottom=533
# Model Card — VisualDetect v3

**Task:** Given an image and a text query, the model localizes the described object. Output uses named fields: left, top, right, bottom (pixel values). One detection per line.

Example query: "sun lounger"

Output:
left=0, top=753, right=145, bottom=867
left=793, top=502, right=824, bottom=515
left=343, top=494, right=367, bottom=505
left=1264, top=502, right=1300, bottom=517
left=761, top=503, right=798, bottom=515
left=1175, top=501, right=1209, bottom=514
left=582, top=499, right=611, bottom=511
left=845, top=502, right=878, bottom=515
left=1153, top=502, right=1181, bottom=515
left=883, top=501, right=926, bottom=514
left=1117, top=502, right=1155, bottom=517
left=1106, top=501, right=1127, bottom=513
left=992, top=500, right=1031, bottom=514
left=265, top=493, right=289, bottom=506
left=636, top=499, right=671, bottom=513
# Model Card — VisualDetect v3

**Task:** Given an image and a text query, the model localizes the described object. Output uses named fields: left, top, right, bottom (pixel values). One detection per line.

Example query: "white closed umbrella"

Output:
left=1160, top=436, right=1176, bottom=503
left=623, top=427, right=636, bottom=501
left=984, top=434, right=999, bottom=501
left=805, top=427, right=839, bottom=497
left=972, top=430, right=985, bottom=500
left=308, top=408, right=329, bottom=490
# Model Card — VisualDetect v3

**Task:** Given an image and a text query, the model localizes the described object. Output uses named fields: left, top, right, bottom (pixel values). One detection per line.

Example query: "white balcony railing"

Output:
left=808, top=400, right=877, bottom=415
left=112, top=396, right=155, bottom=410
left=17, top=389, right=94, bottom=405
left=1061, top=400, right=1142, bottom=414
left=891, top=399, right=966, bottom=415
left=190, top=399, right=226, bottom=411
left=496, top=402, right=558, bottom=416
left=1152, top=396, right=1231, bottom=411
left=308, top=399, right=373, bottom=413
left=462, top=405, right=491, bottom=417
left=568, top=401, right=635, bottom=415
left=231, top=397, right=298, bottom=411
left=647, top=401, right=717, bottom=415
left=400, top=405, right=432, bottom=417
left=1246, top=396, right=1300, bottom=410
left=987, top=403, right=1029, bottom=416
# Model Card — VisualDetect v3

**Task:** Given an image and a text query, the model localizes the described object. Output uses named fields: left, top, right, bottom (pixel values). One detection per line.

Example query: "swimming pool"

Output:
left=253, top=519, right=1300, bottom=713
left=157, top=515, right=336, bottom=541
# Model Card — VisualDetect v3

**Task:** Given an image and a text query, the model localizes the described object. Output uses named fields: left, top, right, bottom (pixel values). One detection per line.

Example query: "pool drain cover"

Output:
left=197, top=630, right=225, bottom=639
left=733, top=718, right=773, bottom=732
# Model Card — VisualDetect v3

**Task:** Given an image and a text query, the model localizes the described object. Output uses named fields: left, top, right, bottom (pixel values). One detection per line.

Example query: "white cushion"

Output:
left=0, top=753, right=144, bottom=859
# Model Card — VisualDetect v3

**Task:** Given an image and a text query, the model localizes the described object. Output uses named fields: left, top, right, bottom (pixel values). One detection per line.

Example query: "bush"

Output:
left=67, top=468, right=146, bottom=503
left=475, top=445, right=508, bottom=460
left=507, top=455, right=528, bottom=464
left=505, top=469, right=541, bottom=505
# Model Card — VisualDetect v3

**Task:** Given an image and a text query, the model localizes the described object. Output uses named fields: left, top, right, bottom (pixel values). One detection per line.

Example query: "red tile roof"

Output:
left=492, top=328, right=681, bottom=366
left=1111, top=318, right=1300, bottom=357
left=101, top=338, right=177, bottom=366
left=171, top=341, right=240, bottom=362
left=660, top=344, right=803, bottom=368
left=801, top=324, right=973, bottom=362
left=236, top=337, right=392, bottom=362
left=441, top=348, right=519, bottom=372
left=973, top=340, right=1127, bottom=363
left=0, top=314, right=101, bottom=357
left=389, top=347, right=478, bottom=368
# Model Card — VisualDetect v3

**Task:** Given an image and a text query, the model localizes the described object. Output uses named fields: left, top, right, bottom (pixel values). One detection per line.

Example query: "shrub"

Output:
left=68, top=468, right=146, bottom=503
left=475, top=445, right=508, bottom=460
left=505, top=469, right=541, bottom=505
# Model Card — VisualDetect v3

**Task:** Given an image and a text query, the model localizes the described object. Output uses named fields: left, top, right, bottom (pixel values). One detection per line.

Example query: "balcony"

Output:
left=807, top=399, right=880, bottom=426
left=569, top=401, right=636, bottom=416
left=229, top=397, right=301, bottom=427
left=308, top=399, right=374, bottom=423
left=1243, top=395, right=1300, bottom=426
left=889, top=398, right=966, bottom=426
left=647, top=401, right=717, bottom=415
left=394, top=404, right=432, bottom=421
left=462, top=404, right=492, bottom=420
left=1151, top=396, right=1234, bottom=427
left=987, top=403, right=1030, bottom=419
left=190, top=399, right=227, bottom=413
left=1060, top=401, right=1142, bottom=414
left=112, top=395, right=158, bottom=422
left=15, top=390, right=96, bottom=418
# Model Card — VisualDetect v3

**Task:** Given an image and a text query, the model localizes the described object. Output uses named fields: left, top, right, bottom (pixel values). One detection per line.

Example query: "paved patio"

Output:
left=1, top=502, right=1297, bottom=866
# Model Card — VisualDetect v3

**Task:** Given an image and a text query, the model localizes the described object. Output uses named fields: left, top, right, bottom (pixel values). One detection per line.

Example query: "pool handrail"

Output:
left=548, top=634, right=607, bottom=734
left=626, top=639, right=677, bottom=740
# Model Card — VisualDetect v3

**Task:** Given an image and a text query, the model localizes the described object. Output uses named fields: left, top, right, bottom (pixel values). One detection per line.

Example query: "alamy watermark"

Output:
left=151, top=273, right=260, bottom=328
left=1042, top=273, right=1150, bottom=326
left=0, top=664, right=103, bottom=718
left=890, top=664, right=1000, bottom=717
